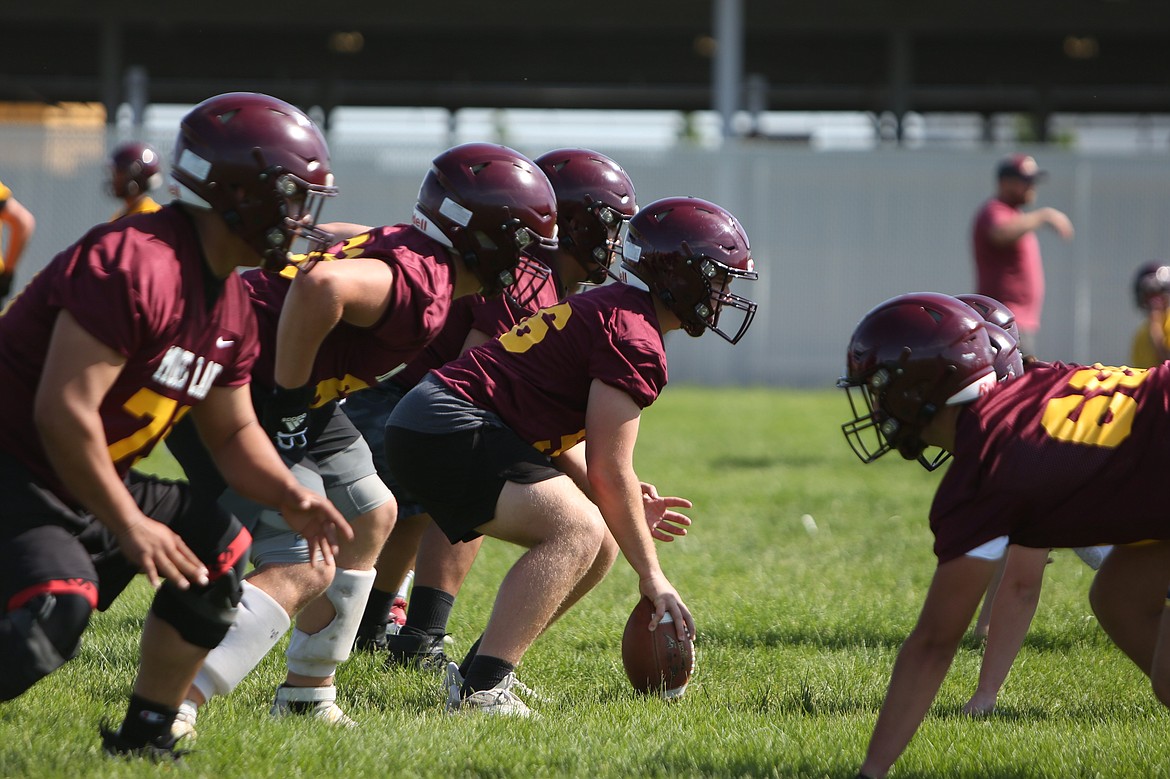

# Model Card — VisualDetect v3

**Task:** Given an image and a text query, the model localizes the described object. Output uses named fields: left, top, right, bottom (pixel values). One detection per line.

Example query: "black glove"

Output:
left=261, top=384, right=314, bottom=463
left=0, top=271, right=13, bottom=301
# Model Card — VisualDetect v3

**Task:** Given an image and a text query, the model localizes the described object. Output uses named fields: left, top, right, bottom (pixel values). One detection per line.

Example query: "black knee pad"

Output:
left=150, top=567, right=243, bottom=649
left=0, top=593, right=92, bottom=701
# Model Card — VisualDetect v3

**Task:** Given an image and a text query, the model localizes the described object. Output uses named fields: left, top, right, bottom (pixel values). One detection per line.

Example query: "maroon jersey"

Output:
left=0, top=206, right=259, bottom=502
left=243, top=224, right=454, bottom=405
left=435, top=282, right=668, bottom=456
left=393, top=265, right=563, bottom=389
left=971, top=197, right=1044, bottom=332
left=932, top=361, right=1170, bottom=562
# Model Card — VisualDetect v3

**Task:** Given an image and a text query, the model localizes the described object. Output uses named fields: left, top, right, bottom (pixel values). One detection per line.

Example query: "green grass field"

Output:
left=2, top=387, right=1167, bottom=778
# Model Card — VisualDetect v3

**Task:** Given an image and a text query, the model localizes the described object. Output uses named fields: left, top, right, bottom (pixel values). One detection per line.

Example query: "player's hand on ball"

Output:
left=638, top=573, right=694, bottom=642
left=621, top=594, right=695, bottom=698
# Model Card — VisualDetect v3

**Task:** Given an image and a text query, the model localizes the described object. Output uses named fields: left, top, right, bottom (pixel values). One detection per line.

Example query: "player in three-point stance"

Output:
left=839, top=292, right=1170, bottom=778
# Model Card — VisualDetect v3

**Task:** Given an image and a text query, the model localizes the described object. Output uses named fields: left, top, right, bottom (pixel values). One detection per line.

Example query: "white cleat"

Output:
left=270, top=684, right=358, bottom=727
left=170, top=700, right=199, bottom=744
left=444, top=663, right=533, bottom=717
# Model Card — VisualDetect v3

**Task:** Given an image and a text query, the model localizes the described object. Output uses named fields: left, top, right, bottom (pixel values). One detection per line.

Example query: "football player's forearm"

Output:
left=211, top=422, right=304, bottom=509
left=38, top=409, right=143, bottom=535
left=592, top=470, right=661, bottom=582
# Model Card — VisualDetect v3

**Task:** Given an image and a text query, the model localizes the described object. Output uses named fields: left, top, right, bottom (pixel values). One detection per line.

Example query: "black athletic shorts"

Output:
left=0, top=449, right=248, bottom=613
left=384, top=423, right=561, bottom=543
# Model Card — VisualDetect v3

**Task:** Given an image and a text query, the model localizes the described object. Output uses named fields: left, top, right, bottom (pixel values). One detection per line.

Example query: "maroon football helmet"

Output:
left=1132, top=262, right=1170, bottom=311
left=535, top=148, right=637, bottom=285
left=412, top=143, right=557, bottom=307
left=955, top=293, right=1020, bottom=342
left=621, top=197, right=758, bottom=344
left=170, top=92, right=338, bottom=272
left=838, top=293, right=997, bottom=466
left=984, top=322, right=1024, bottom=382
left=109, top=141, right=163, bottom=198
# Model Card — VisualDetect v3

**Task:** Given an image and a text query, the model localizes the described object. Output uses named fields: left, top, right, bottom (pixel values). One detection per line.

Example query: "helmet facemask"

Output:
left=695, top=254, right=759, bottom=344
left=567, top=197, right=630, bottom=285
left=466, top=214, right=556, bottom=309
left=838, top=365, right=929, bottom=466
left=626, top=244, right=758, bottom=344
left=262, top=170, right=338, bottom=273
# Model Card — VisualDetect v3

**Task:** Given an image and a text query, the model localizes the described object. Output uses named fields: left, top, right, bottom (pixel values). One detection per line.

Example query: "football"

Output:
left=621, top=596, right=695, bottom=699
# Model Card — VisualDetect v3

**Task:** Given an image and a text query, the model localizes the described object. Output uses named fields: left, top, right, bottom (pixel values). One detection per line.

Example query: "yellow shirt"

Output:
left=110, top=195, right=162, bottom=222
left=1130, top=311, right=1170, bottom=367
left=0, top=179, right=13, bottom=272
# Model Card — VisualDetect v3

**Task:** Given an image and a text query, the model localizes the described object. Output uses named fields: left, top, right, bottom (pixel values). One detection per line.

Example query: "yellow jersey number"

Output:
left=498, top=302, right=580, bottom=455
left=108, top=388, right=190, bottom=463
left=499, top=302, right=573, bottom=354
left=1040, top=364, right=1149, bottom=448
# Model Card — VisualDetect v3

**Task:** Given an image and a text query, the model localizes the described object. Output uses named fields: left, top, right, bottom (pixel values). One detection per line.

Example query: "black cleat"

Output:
left=100, top=722, right=190, bottom=762
left=384, top=627, right=449, bottom=671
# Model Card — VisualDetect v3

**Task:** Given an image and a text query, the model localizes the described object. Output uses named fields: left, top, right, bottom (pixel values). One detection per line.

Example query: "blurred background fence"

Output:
left=4, top=124, right=1169, bottom=387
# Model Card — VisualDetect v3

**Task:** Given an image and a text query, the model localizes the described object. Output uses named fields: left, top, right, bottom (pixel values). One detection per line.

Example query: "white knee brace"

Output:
left=285, top=568, right=376, bottom=678
left=192, top=581, right=291, bottom=700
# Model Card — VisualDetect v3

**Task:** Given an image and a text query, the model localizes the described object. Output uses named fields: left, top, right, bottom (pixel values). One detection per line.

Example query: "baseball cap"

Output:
left=997, top=154, right=1048, bottom=183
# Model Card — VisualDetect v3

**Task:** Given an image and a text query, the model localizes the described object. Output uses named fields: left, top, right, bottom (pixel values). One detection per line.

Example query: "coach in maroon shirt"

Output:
left=970, top=154, right=1074, bottom=359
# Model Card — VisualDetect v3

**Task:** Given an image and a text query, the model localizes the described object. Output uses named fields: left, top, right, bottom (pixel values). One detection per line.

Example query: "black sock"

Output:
left=458, top=634, right=483, bottom=679
left=403, top=586, right=455, bottom=636
left=462, top=654, right=515, bottom=697
left=358, top=588, right=395, bottom=637
left=118, top=694, right=178, bottom=746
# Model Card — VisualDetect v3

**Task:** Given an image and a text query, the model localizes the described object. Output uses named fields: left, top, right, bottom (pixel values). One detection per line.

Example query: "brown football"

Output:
left=621, top=596, right=695, bottom=699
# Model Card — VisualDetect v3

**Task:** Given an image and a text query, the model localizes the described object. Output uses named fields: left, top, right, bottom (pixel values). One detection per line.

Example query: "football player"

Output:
left=951, top=292, right=1117, bottom=717
left=384, top=196, right=760, bottom=714
left=164, top=142, right=558, bottom=734
left=109, top=141, right=164, bottom=220
left=356, top=149, right=691, bottom=672
left=0, top=178, right=35, bottom=302
left=839, top=292, right=1170, bottom=778
left=0, top=92, right=350, bottom=760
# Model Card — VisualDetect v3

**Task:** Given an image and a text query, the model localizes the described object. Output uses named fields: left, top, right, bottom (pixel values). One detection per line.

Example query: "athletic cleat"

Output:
left=384, top=627, right=450, bottom=671
left=507, top=675, right=549, bottom=705
left=169, top=701, right=198, bottom=743
left=356, top=621, right=395, bottom=652
left=355, top=598, right=409, bottom=652
left=444, top=662, right=464, bottom=713
left=270, top=684, right=358, bottom=727
left=100, top=722, right=189, bottom=761
left=445, top=665, right=533, bottom=717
